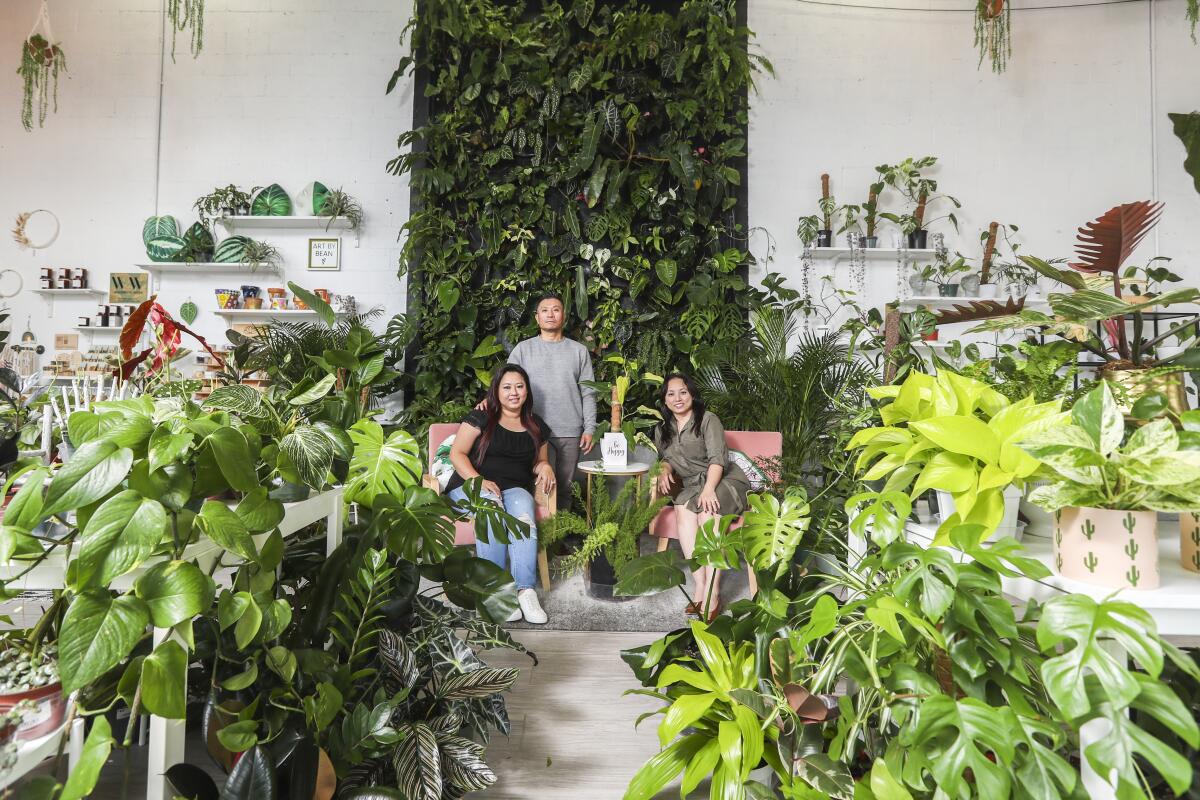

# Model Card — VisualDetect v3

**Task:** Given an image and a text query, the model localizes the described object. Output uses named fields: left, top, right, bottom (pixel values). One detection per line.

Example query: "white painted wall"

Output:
left=748, top=0, right=1200, bottom=318
left=0, top=0, right=413, bottom=359
left=2, top=0, right=1199, bottom=364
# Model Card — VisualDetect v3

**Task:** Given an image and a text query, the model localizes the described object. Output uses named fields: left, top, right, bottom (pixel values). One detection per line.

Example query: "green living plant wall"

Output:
left=387, top=0, right=770, bottom=399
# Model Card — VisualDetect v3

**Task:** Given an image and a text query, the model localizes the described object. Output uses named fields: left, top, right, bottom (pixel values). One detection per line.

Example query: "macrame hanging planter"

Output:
left=167, top=0, right=206, bottom=61
left=974, top=0, right=1011, bottom=74
left=18, top=1, right=67, bottom=132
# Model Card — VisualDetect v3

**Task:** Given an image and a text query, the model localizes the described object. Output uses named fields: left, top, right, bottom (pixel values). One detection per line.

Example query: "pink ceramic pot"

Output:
left=1182, top=511, right=1200, bottom=575
left=1054, top=506, right=1159, bottom=590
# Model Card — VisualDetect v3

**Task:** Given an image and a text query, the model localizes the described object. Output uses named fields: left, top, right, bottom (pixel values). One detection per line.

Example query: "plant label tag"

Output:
left=601, top=432, right=628, bottom=468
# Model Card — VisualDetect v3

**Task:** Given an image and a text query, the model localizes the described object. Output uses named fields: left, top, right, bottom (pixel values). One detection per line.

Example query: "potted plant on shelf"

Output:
left=860, top=174, right=886, bottom=248
left=240, top=239, right=282, bottom=272
left=993, top=258, right=1040, bottom=299
left=879, top=156, right=960, bottom=249
left=1021, top=381, right=1200, bottom=587
left=797, top=175, right=842, bottom=248
left=974, top=201, right=1200, bottom=413
left=0, top=629, right=64, bottom=742
left=193, top=184, right=258, bottom=229
left=931, top=254, right=971, bottom=296
left=317, top=187, right=363, bottom=231
left=908, top=263, right=937, bottom=296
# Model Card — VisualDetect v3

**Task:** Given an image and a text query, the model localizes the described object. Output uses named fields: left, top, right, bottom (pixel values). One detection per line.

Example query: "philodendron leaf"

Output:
left=141, top=640, right=188, bottom=718
left=135, top=560, right=216, bottom=628
left=235, top=488, right=285, bottom=533
left=205, top=426, right=258, bottom=492
left=614, top=550, right=688, bottom=596
left=59, top=589, right=150, bottom=693
left=288, top=373, right=337, bottom=406
left=75, top=490, right=167, bottom=587
left=196, top=500, right=258, bottom=563
left=42, top=440, right=134, bottom=519
left=203, top=384, right=264, bottom=417
left=58, top=716, right=113, bottom=800
left=345, top=419, right=422, bottom=508
left=1037, top=594, right=1164, bottom=720
left=280, top=426, right=335, bottom=489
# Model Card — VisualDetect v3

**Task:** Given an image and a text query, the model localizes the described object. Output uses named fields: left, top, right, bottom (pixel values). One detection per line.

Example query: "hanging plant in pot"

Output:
left=1022, top=382, right=1200, bottom=588
left=18, top=34, right=67, bottom=132
left=166, top=0, right=205, bottom=61
left=974, top=0, right=1012, bottom=74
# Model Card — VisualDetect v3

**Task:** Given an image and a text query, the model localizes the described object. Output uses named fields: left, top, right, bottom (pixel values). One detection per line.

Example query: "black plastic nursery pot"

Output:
left=907, top=230, right=928, bottom=249
left=860, top=236, right=879, bottom=248
left=816, top=230, right=834, bottom=247
left=584, top=553, right=634, bottom=602
left=938, top=284, right=959, bottom=297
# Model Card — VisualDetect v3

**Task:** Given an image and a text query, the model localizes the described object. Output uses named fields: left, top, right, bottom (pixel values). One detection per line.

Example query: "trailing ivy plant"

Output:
left=387, top=0, right=771, bottom=402
left=167, top=0, right=205, bottom=61
left=18, top=34, right=67, bottom=132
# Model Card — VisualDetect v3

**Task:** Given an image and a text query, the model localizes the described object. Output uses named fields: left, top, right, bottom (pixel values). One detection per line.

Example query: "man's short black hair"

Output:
left=534, top=291, right=564, bottom=310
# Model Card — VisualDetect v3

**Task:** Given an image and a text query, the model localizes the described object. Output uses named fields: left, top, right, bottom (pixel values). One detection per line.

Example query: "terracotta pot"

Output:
left=1054, top=506, right=1158, bottom=589
left=1182, top=511, right=1200, bottom=574
left=0, top=681, right=67, bottom=741
left=243, top=297, right=264, bottom=310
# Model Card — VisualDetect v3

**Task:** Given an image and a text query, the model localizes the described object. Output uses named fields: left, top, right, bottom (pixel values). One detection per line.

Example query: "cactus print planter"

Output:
left=1183, top=512, right=1200, bottom=575
left=1054, top=507, right=1159, bottom=590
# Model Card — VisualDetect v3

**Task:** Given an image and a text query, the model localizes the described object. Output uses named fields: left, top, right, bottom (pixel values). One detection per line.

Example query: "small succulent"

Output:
left=0, top=643, right=58, bottom=693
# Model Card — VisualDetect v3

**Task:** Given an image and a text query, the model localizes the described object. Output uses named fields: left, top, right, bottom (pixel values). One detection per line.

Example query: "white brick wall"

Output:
left=2, top=0, right=1198, bottom=359
left=1, top=0, right=413, bottom=353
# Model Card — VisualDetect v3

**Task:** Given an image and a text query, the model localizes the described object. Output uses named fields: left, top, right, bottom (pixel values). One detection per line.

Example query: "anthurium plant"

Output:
left=846, top=369, right=1066, bottom=542
left=1020, top=381, right=1200, bottom=512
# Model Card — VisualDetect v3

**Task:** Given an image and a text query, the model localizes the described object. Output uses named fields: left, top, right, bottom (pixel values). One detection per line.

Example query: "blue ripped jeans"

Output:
left=448, top=485, right=538, bottom=590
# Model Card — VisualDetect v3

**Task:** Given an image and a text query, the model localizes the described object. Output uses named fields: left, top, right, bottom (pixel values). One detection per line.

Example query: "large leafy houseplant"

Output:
left=388, top=0, right=769, bottom=404
left=847, top=369, right=1066, bottom=542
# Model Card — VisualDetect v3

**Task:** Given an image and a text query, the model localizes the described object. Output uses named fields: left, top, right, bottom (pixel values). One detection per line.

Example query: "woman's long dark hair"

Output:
left=475, top=363, right=543, bottom=463
left=657, top=372, right=706, bottom=448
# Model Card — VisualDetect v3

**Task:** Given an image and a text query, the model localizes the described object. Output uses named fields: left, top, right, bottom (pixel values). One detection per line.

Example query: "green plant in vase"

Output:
left=847, top=367, right=1066, bottom=543
left=1020, top=381, right=1200, bottom=588
left=18, top=34, right=67, bottom=132
left=879, top=156, right=960, bottom=249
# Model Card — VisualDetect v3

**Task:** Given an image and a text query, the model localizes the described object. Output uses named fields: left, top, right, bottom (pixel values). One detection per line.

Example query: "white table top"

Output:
left=908, top=517, right=1200, bottom=638
left=576, top=460, right=653, bottom=476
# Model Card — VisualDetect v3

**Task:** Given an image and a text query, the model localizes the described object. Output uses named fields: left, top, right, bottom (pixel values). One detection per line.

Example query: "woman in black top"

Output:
left=447, top=364, right=554, bottom=624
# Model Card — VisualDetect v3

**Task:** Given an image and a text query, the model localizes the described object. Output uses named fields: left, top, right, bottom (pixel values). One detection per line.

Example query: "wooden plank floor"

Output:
left=481, top=629, right=679, bottom=799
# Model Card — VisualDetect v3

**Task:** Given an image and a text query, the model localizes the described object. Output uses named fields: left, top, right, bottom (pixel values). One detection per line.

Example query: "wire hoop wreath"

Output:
left=0, top=269, right=24, bottom=299
left=11, top=209, right=60, bottom=250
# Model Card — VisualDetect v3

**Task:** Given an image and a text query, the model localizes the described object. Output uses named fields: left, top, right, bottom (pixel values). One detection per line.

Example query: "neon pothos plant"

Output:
left=846, top=369, right=1066, bottom=543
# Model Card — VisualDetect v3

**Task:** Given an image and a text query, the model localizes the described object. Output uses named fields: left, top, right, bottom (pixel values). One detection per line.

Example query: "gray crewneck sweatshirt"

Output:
left=508, top=336, right=597, bottom=438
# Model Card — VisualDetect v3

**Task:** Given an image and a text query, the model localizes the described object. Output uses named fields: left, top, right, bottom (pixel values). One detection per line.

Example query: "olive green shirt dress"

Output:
left=654, top=411, right=751, bottom=515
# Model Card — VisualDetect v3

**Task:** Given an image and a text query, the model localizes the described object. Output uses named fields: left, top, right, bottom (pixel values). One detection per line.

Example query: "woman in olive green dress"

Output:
left=654, top=373, right=750, bottom=620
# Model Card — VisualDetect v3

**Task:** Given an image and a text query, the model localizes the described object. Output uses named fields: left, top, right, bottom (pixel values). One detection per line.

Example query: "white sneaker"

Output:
left=517, top=589, right=547, bottom=624
left=506, top=606, right=522, bottom=623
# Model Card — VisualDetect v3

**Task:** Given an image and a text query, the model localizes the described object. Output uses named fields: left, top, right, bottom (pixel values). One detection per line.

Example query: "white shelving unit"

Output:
left=71, top=326, right=121, bottom=334
left=136, top=262, right=280, bottom=276
left=213, top=308, right=340, bottom=320
left=218, top=215, right=354, bottom=231
left=810, top=246, right=936, bottom=261
left=32, top=288, right=106, bottom=297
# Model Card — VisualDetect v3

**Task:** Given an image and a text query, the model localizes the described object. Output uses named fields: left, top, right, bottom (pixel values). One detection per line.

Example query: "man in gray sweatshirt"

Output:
left=508, top=292, right=597, bottom=511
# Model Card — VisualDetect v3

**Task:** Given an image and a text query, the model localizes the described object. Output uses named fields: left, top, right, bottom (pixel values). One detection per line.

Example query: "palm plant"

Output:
left=696, top=303, right=876, bottom=540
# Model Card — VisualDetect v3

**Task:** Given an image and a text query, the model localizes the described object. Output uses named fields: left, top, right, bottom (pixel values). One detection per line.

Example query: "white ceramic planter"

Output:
left=936, top=485, right=1022, bottom=540
left=977, top=283, right=999, bottom=299
left=1054, top=506, right=1159, bottom=589
left=1182, top=511, right=1200, bottom=574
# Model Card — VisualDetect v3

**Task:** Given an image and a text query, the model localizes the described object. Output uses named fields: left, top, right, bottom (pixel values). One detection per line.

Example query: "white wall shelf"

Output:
left=32, top=288, right=107, bottom=296
left=71, top=326, right=122, bottom=334
left=810, top=246, right=936, bottom=260
left=217, top=215, right=355, bottom=231
left=136, top=262, right=280, bottom=275
left=213, top=308, right=340, bottom=319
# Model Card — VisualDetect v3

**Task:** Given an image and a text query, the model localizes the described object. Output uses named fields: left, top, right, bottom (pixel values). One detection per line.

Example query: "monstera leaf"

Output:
left=146, top=236, right=186, bottom=263
left=179, top=221, right=215, bottom=262
left=251, top=184, right=292, bottom=216
left=143, top=216, right=179, bottom=246
left=296, top=181, right=330, bottom=215
left=213, top=235, right=251, bottom=263
left=1168, top=112, right=1200, bottom=196
left=344, top=419, right=422, bottom=508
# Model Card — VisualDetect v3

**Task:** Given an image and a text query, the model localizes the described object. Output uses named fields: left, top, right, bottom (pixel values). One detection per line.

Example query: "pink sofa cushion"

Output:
left=650, top=430, right=782, bottom=540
